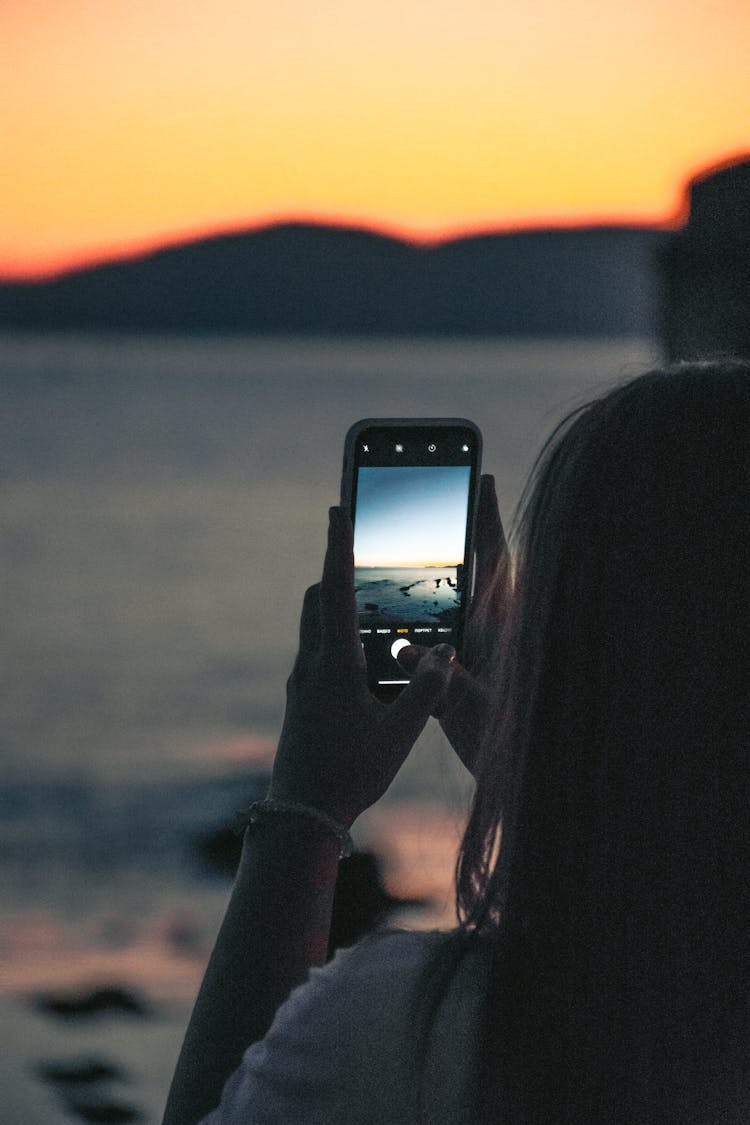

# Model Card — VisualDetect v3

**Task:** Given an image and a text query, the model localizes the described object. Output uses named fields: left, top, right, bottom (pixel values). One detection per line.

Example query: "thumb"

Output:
left=395, top=643, right=428, bottom=673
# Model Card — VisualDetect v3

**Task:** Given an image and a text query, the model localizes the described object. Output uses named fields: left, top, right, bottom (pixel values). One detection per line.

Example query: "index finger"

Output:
left=319, top=506, right=360, bottom=659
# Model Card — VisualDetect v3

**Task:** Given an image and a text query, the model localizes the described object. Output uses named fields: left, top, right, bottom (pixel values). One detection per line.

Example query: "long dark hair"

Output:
left=458, top=361, right=750, bottom=1123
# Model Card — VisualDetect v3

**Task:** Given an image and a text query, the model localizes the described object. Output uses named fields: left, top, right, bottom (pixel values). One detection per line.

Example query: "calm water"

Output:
left=1, top=331, right=656, bottom=787
left=0, top=332, right=657, bottom=1121
left=355, top=566, right=460, bottom=622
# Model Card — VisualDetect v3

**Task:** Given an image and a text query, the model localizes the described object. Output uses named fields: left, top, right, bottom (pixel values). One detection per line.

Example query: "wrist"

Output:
left=267, top=775, right=360, bottom=832
left=235, top=798, right=354, bottom=858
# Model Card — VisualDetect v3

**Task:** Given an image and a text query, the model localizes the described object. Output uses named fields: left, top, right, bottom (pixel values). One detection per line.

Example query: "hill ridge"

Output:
left=0, top=221, right=667, bottom=336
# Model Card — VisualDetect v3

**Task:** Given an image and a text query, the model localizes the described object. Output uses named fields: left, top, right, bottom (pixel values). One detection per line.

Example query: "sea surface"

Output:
left=355, top=565, right=460, bottom=622
left=0, top=332, right=657, bottom=1121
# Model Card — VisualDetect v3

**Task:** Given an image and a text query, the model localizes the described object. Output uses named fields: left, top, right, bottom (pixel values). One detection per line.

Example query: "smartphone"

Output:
left=341, top=418, right=482, bottom=698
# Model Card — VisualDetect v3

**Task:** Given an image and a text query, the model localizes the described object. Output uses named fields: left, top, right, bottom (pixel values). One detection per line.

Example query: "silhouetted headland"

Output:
left=0, top=223, right=665, bottom=336
left=659, top=156, right=750, bottom=359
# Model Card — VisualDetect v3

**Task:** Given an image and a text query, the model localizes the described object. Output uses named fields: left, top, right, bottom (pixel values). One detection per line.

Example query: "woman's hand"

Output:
left=269, top=507, right=457, bottom=828
left=396, top=474, right=510, bottom=776
left=166, top=505, right=456, bottom=1125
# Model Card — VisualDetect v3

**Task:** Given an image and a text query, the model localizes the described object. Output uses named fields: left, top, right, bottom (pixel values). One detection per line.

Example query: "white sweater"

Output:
left=199, top=929, right=491, bottom=1124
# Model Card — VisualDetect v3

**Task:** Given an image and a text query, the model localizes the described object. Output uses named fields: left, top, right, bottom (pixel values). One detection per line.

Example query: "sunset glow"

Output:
left=2, top=0, right=749, bottom=278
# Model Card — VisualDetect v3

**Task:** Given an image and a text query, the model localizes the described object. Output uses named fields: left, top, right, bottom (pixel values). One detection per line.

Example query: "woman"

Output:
left=164, top=361, right=749, bottom=1124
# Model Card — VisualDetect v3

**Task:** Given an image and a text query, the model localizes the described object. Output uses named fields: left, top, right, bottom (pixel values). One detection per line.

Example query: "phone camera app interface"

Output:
left=352, top=427, right=477, bottom=691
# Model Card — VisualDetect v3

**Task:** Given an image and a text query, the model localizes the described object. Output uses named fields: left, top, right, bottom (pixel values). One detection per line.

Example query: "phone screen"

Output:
left=348, top=423, right=481, bottom=694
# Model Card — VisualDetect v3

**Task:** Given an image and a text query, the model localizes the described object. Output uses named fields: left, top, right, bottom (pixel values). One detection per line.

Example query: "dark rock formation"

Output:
left=659, top=156, right=750, bottom=360
left=36, top=1058, right=126, bottom=1085
left=194, top=823, right=427, bottom=955
left=327, top=850, right=428, bottom=957
left=59, top=1099, right=143, bottom=1124
left=32, top=985, right=152, bottom=1020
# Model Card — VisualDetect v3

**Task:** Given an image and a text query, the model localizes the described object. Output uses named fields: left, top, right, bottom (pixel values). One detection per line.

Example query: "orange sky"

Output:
left=2, top=0, right=749, bottom=278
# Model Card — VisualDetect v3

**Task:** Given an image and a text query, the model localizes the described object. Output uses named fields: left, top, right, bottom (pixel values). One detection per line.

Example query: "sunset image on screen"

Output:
left=353, top=466, right=471, bottom=625
left=354, top=466, right=470, bottom=569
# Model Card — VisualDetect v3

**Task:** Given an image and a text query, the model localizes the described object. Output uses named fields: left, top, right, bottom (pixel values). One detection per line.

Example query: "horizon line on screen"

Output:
left=354, top=560, right=461, bottom=569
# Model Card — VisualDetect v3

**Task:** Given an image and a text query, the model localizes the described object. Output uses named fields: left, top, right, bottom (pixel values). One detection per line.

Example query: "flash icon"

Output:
left=395, top=443, right=404, bottom=453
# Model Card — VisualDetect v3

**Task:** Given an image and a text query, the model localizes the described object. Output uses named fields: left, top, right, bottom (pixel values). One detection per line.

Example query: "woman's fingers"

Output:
left=319, top=506, right=359, bottom=660
left=394, top=643, right=425, bottom=674
left=395, top=642, right=489, bottom=777
left=383, top=644, right=456, bottom=750
left=297, top=583, right=322, bottom=656
left=437, top=664, right=492, bottom=776
left=395, top=640, right=468, bottom=724
left=474, top=474, right=507, bottom=596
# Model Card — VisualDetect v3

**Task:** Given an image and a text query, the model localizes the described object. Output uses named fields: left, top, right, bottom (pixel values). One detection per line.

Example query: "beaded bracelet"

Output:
left=233, top=799, right=354, bottom=859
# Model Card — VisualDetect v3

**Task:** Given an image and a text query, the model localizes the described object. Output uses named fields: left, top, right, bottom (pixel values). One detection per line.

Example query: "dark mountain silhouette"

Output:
left=0, top=222, right=666, bottom=336
left=659, top=156, right=750, bottom=359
